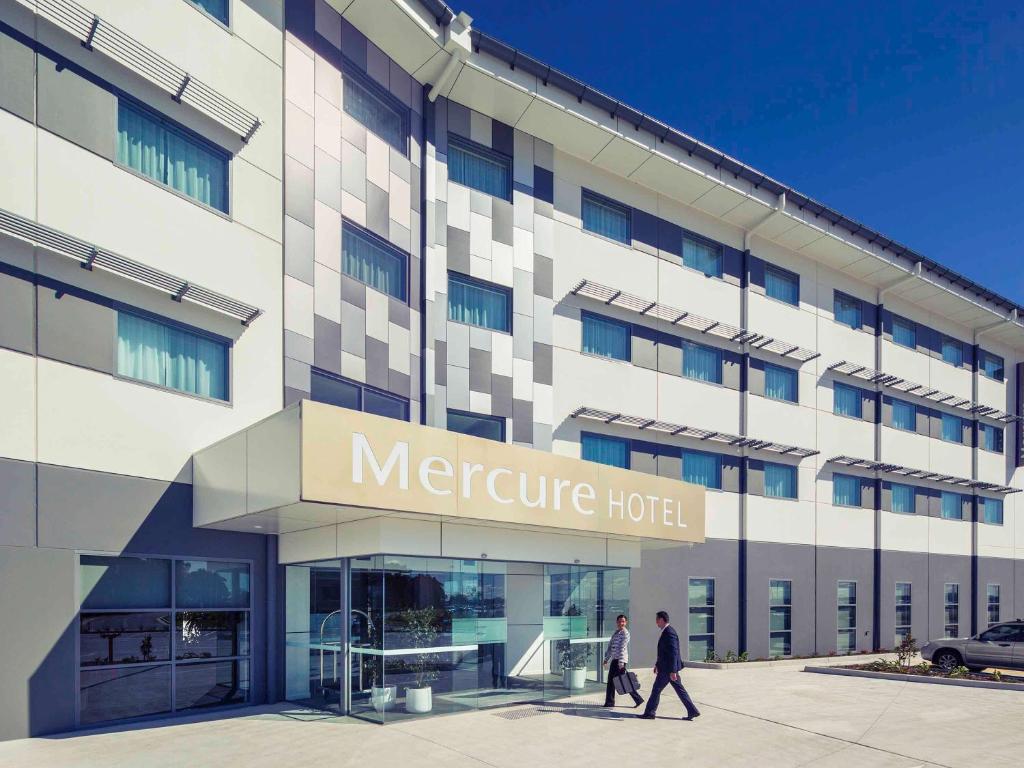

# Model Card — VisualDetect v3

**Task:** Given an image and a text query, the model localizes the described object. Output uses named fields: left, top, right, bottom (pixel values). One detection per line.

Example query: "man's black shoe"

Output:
left=637, top=713, right=656, bottom=719
left=684, top=712, right=701, bottom=721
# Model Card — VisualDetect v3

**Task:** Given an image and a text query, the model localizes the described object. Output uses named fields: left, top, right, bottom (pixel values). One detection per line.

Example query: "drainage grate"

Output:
left=492, top=706, right=553, bottom=721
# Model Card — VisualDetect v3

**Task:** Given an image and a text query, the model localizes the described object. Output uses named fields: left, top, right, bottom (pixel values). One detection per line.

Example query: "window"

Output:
left=941, top=336, right=964, bottom=366
left=833, top=474, right=862, bottom=507
left=891, top=399, right=916, bottom=432
left=343, top=69, right=407, bottom=152
left=187, top=0, right=228, bottom=25
left=891, top=483, right=916, bottom=514
left=980, top=351, right=1004, bottom=381
left=834, top=292, right=863, bottom=330
left=448, top=273, right=511, bottom=332
left=988, top=584, right=1001, bottom=627
left=944, top=583, right=959, bottom=637
left=448, top=135, right=511, bottom=200
left=895, top=582, right=912, bottom=646
left=78, top=555, right=250, bottom=726
left=764, top=463, right=797, bottom=500
left=981, top=497, right=1004, bottom=525
left=447, top=409, right=505, bottom=442
left=682, top=235, right=722, bottom=278
left=342, top=222, right=407, bottom=301
left=581, top=313, right=630, bottom=361
left=310, top=370, right=409, bottom=421
left=764, top=362, right=797, bottom=403
left=769, top=579, right=792, bottom=658
left=581, top=191, right=630, bottom=244
left=892, top=316, right=917, bottom=348
left=765, top=265, right=799, bottom=306
left=682, top=449, right=722, bottom=490
left=980, top=423, right=1004, bottom=453
left=581, top=433, right=629, bottom=468
left=117, top=101, right=228, bottom=212
left=837, top=581, right=857, bottom=654
left=940, top=491, right=965, bottom=520
left=940, top=413, right=964, bottom=444
left=688, top=578, right=715, bottom=661
left=833, top=382, right=863, bottom=418
left=682, top=340, right=722, bottom=384
left=116, top=311, right=228, bottom=401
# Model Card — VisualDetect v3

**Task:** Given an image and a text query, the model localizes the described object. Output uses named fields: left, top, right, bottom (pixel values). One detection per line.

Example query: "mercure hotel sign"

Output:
left=300, top=403, right=705, bottom=543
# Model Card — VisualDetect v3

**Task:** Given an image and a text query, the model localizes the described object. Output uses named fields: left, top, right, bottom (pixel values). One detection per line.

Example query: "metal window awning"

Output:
left=0, top=208, right=262, bottom=325
left=828, top=455, right=1020, bottom=495
left=572, top=406, right=819, bottom=458
left=570, top=280, right=819, bottom=363
left=828, top=361, right=1019, bottom=422
left=20, top=0, right=261, bottom=142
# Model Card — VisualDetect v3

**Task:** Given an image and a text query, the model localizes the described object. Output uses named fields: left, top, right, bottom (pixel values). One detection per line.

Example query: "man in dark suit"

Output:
left=637, top=611, right=700, bottom=721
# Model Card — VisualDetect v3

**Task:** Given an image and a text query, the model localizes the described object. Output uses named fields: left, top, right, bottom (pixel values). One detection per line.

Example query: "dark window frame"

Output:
left=341, top=217, right=409, bottom=303
left=580, top=310, right=632, bottom=362
left=580, top=431, right=631, bottom=469
left=890, top=314, right=917, bottom=349
left=184, top=0, right=230, bottom=27
left=833, top=290, right=864, bottom=330
left=763, top=263, right=800, bottom=306
left=980, top=350, right=1005, bottom=381
left=341, top=56, right=411, bottom=155
left=762, top=360, right=799, bottom=404
left=580, top=188, right=632, bottom=244
left=680, top=229, right=724, bottom=279
left=447, top=408, right=506, bottom=442
left=447, top=271, right=513, bottom=333
left=447, top=133, right=513, bottom=201
left=310, top=368, right=410, bottom=421
left=940, top=335, right=965, bottom=367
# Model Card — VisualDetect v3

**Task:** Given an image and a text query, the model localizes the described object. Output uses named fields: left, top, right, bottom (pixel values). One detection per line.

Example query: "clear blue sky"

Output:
left=463, top=0, right=1024, bottom=303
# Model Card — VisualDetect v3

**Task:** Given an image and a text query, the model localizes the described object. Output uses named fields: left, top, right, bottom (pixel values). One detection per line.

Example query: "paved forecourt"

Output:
left=1, top=666, right=1020, bottom=768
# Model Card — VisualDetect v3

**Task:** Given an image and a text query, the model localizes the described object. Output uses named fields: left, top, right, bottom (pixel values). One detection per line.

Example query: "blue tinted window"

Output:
left=581, top=313, right=630, bottom=361
left=940, top=413, right=964, bottom=443
left=581, top=433, right=630, bottom=468
left=891, top=399, right=916, bottom=431
left=682, top=450, right=722, bottom=489
left=833, top=383, right=862, bottom=418
left=448, top=273, right=511, bottom=332
left=581, top=191, right=630, bottom=244
left=891, top=483, right=916, bottom=514
left=188, top=0, right=228, bottom=24
left=980, top=423, right=1004, bottom=453
left=982, top=497, right=1004, bottom=525
left=833, top=474, right=862, bottom=507
left=447, top=410, right=504, bottom=442
left=116, top=311, right=228, bottom=400
left=117, top=101, right=228, bottom=212
left=343, top=70, right=407, bottom=152
left=765, top=265, right=799, bottom=306
left=682, top=236, right=722, bottom=277
left=892, top=316, right=916, bottom=348
left=941, top=337, right=963, bottom=366
left=764, top=463, right=797, bottom=499
left=764, top=363, right=797, bottom=403
left=342, top=223, right=407, bottom=300
left=682, top=341, right=722, bottom=384
left=940, top=491, right=964, bottom=520
left=981, top=352, right=1004, bottom=381
left=834, top=292, right=863, bottom=329
left=310, top=370, right=409, bottom=421
left=448, top=136, right=511, bottom=200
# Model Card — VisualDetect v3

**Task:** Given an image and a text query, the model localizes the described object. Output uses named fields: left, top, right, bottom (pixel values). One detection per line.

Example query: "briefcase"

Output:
left=613, top=669, right=641, bottom=696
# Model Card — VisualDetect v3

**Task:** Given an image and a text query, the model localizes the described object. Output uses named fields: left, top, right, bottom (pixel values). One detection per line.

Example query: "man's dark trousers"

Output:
left=643, top=672, right=699, bottom=718
left=604, top=660, right=643, bottom=707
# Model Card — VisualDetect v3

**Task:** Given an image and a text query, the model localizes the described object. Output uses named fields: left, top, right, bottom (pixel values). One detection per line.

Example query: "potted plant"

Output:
left=357, top=607, right=395, bottom=713
left=399, top=607, right=441, bottom=714
left=558, top=641, right=592, bottom=690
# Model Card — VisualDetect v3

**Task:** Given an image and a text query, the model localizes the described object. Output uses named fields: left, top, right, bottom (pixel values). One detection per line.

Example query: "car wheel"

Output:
left=933, top=649, right=962, bottom=670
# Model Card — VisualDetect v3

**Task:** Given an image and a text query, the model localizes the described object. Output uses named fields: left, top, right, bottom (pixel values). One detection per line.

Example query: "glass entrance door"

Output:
left=284, top=561, right=344, bottom=711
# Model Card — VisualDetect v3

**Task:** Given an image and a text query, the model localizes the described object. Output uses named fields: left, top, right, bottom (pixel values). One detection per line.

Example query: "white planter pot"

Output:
left=370, top=685, right=396, bottom=712
left=405, top=686, right=433, bottom=714
left=563, top=668, right=587, bottom=690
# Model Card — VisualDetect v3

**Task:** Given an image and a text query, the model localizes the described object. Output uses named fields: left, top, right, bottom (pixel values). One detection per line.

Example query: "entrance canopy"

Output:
left=193, top=401, right=705, bottom=564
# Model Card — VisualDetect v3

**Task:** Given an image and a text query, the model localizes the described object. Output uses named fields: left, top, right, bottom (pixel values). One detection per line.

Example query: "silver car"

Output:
left=920, top=621, right=1024, bottom=670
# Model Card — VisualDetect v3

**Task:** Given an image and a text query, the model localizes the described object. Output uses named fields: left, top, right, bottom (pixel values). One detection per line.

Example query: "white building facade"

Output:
left=1, top=0, right=1023, bottom=739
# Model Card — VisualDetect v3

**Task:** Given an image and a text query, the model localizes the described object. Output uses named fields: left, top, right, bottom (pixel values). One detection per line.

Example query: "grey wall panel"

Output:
left=916, top=405, right=930, bottom=436
left=747, top=459, right=764, bottom=497
left=721, top=455, right=741, bottom=493
left=656, top=336, right=681, bottom=375
left=861, top=389, right=877, bottom=423
left=0, top=267, right=35, bottom=355
left=880, top=481, right=891, bottom=511
left=631, top=323, right=658, bottom=371
left=860, top=478, right=876, bottom=510
left=656, top=453, right=681, bottom=480
left=815, top=546, right=874, bottom=654
left=36, top=54, right=116, bottom=161
left=881, top=395, right=893, bottom=427
left=0, top=29, right=34, bottom=122
left=629, top=446, right=657, bottom=475
left=0, top=458, right=35, bottom=547
left=630, top=538, right=741, bottom=665
left=977, top=557, right=1014, bottom=632
left=36, top=284, right=114, bottom=374
left=722, top=350, right=742, bottom=391
left=745, top=542, right=815, bottom=659
left=748, top=357, right=765, bottom=397
left=928, top=554, right=971, bottom=640
left=879, top=550, right=929, bottom=650
left=914, top=488, right=930, bottom=516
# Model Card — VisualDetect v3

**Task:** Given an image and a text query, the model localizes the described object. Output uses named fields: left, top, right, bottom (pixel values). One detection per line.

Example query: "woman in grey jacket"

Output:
left=603, top=614, right=644, bottom=707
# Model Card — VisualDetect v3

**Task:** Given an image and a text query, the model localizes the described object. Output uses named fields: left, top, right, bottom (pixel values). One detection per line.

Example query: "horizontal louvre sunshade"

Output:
left=828, top=456, right=1019, bottom=495
left=571, top=280, right=818, bottom=362
left=828, top=361, right=1018, bottom=422
left=572, top=406, right=819, bottom=458
left=21, top=0, right=260, bottom=141
left=0, top=208, right=261, bottom=325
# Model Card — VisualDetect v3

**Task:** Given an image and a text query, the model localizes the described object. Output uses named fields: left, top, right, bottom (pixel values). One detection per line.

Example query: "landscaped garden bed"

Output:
left=841, top=658, right=1024, bottom=684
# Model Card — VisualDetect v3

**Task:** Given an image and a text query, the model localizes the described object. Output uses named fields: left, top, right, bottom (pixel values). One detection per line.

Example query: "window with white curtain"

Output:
left=890, top=483, right=916, bottom=514
left=581, top=313, right=631, bottom=361
left=833, top=291, right=863, bottom=329
left=833, top=382, right=862, bottom=418
left=764, top=265, right=799, bottom=306
left=342, top=222, right=407, bottom=301
left=891, top=315, right=917, bottom=348
left=979, top=422, right=1004, bottom=453
left=581, top=191, right=631, bottom=244
left=581, top=433, right=630, bottom=468
left=833, top=474, right=861, bottom=507
left=448, top=272, right=511, bottom=332
left=682, top=450, right=722, bottom=490
left=941, top=336, right=964, bottom=366
left=764, top=463, right=797, bottom=499
left=116, top=311, right=228, bottom=401
left=448, top=135, right=511, bottom=200
left=682, top=341, right=722, bottom=384
left=980, top=351, right=1004, bottom=381
left=940, top=412, right=964, bottom=443
left=981, top=497, right=1004, bottom=525
left=764, top=362, right=797, bottom=403
left=343, top=69, right=408, bottom=153
left=116, top=101, right=228, bottom=212
left=682, top=235, right=722, bottom=277
left=891, top=399, right=916, bottom=431
left=940, top=491, right=965, bottom=520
